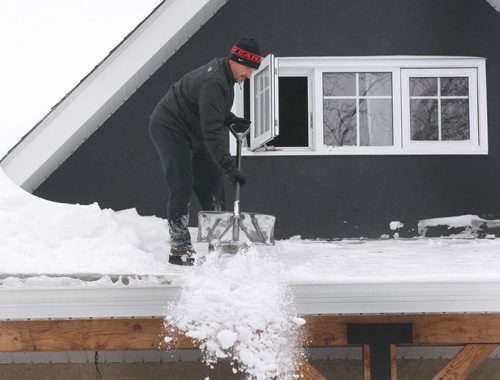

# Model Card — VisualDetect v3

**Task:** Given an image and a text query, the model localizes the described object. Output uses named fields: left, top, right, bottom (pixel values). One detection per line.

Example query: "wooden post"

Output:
left=363, top=345, right=371, bottom=380
left=390, top=344, right=398, bottom=379
left=347, top=323, right=412, bottom=380
left=432, top=344, right=498, bottom=380
left=361, top=344, right=398, bottom=380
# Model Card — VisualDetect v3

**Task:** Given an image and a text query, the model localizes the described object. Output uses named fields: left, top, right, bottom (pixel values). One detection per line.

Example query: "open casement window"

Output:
left=401, top=68, right=480, bottom=153
left=249, top=54, right=279, bottom=150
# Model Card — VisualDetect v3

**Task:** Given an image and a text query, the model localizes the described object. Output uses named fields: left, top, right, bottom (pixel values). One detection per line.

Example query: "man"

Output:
left=149, top=37, right=262, bottom=265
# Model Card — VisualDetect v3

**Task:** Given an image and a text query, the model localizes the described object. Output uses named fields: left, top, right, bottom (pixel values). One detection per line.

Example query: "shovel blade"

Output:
left=197, top=211, right=275, bottom=245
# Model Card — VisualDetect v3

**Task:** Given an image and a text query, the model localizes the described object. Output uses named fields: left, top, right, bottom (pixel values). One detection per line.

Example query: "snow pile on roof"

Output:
left=418, top=214, right=500, bottom=238
left=164, top=249, right=305, bottom=380
left=3, top=166, right=500, bottom=287
left=0, top=169, right=172, bottom=275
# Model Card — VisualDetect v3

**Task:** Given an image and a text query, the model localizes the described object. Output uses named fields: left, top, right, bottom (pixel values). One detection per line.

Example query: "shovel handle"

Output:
left=228, top=124, right=250, bottom=206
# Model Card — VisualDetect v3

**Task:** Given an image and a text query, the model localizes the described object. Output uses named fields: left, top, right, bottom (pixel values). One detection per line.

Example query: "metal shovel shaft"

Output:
left=232, top=129, right=243, bottom=242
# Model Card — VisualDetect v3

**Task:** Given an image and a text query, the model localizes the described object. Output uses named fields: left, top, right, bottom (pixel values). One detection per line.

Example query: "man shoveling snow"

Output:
left=150, top=37, right=262, bottom=266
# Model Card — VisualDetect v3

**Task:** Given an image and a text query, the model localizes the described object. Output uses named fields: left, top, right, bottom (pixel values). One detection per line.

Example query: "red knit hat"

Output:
left=229, top=37, right=262, bottom=69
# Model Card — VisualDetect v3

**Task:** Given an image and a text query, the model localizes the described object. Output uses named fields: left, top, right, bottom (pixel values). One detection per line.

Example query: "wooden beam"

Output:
left=296, top=358, right=326, bottom=380
left=2, top=314, right=500, bottom=352
left=432, top=344, right=498, bottom=380
left=0, top=318, right=197, bottom=352
left=304, top=314, right=500, bottom=347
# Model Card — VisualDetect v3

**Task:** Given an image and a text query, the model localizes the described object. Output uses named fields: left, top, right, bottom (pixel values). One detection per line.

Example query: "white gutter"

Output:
left=2, top=280, right=500, bottom=320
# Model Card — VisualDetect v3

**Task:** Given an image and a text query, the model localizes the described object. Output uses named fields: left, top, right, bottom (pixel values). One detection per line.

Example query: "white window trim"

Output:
left=249, top=54, right=279, bottom=150
left=313, top=66, right=401, bottom=154
left=231, top=56, right=488, bottom=156
left=401, top=68, right=481, bottom=154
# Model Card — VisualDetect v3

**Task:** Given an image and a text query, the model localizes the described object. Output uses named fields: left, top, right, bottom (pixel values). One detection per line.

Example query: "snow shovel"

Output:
left=197, top=123, right=275, bottom=254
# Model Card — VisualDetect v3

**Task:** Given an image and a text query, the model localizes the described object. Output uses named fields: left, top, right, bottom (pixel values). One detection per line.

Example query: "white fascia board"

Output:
left=291, top=281, right=500, bottom=315
left=1, top=0, right=226, bottom=191
left=0, top=286, right=181, bottom=320
left=2, top=280, right=500, bottom=320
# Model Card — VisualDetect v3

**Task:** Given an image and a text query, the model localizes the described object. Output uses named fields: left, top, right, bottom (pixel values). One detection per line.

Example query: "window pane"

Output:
left=359, top=73, right=392, bottom=96
left=264, top=85, right=270, bottom=133
left=441, top=99, right=470, bottom=140
left=410, top=78, right=437, bottom=96
left=323, top=99, right=356, bottom=146
left=323, top=73, right=356, bottom=96
left=441, top=77, right=468, bottom=96
left=254, top=67, right=270, bottom=138
left=410, top=99, right=438, bottom=140
left=359, top=99, right=393, bottom=146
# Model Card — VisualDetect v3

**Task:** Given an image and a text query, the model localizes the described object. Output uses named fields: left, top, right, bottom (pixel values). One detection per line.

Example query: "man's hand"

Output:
left=225, top=166, right=247, bottom=186
left=225, top=114, right=251, bottom=133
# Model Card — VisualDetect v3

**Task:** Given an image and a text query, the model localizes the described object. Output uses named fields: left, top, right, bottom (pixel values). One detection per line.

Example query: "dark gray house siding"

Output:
left=34, top=0, right=500, bottom=239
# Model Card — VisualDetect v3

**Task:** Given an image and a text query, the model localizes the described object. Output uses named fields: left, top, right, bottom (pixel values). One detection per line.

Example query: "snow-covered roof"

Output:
left=3, top=236, right=500, bottom=320
left=0, top=0, right=227, bottom=192
left=2, top=166, right=500, bottom=319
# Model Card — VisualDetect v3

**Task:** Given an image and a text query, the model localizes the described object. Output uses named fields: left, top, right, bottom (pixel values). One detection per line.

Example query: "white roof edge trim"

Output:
left=1, top=0, right=227, bottom=191
left=2, top=281, right=500, bottom=320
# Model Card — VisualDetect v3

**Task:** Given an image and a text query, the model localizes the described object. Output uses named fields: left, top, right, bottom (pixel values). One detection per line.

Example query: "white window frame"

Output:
left=230, top=56, right=488, bottom=156
left=401, top=68, right=480, bottom=154
left=249, top=54, right=279, bottom=150
left=314, top=67, right=401, bottom=154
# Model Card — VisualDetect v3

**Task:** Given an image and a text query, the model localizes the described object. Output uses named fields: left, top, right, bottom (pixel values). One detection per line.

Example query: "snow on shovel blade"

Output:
left=197, top=211, right=275, bottom=245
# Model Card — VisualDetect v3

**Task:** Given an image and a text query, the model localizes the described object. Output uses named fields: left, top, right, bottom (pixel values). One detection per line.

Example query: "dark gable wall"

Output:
left=34, top=0, right=500, bottom=239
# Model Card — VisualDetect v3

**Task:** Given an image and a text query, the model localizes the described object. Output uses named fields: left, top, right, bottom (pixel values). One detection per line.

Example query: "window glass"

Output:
left=323, top=99, right=356, bottom=146
left=359, top=99, right=393, bottom=146
left=359, top=73, right=392, bottom=96
left=323, top=72, right=393, bottom=147
left=410, top=78, right=437, bottom=96
left=254, top=66, right=271, bottom=139
left=409, top=76, right=470, bottom=141
left=410, top=99, right=439, bottom=140
left=323, top=73, right=356, bottom=96
left=441, top=77, right=468, bottom=96
left=441, top=99, right=469, bottom=140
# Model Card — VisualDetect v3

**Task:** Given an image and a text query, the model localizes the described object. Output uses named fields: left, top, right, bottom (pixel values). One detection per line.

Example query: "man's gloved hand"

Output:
left=225, top=114, right=251, bottom=133
left=225, top=166, right=247, bottom=186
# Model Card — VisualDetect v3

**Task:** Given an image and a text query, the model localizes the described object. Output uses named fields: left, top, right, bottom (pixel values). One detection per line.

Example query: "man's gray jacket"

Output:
left=151, top=57, right=235, bottom=170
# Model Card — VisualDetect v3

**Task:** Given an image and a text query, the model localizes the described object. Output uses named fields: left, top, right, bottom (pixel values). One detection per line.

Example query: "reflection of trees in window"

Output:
left=323, top=73, right=355, bottom=96
left=323, top=99, right=356, bottom=146
left=442, top=99, right=469, bottom=140
left=359, top=73, right=392, bottom=96
left=410, top=78, right=437, bottom=97
left=323, top=72, right=393, bottom=147
left=410, top=99, right=438, bottom=140
left=409, top=76, right=469, bottom=141
left=441, top=77, right=468, bottom=96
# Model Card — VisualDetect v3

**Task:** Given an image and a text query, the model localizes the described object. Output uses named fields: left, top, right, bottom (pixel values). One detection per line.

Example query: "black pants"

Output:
left=149, top=119, right=225, bottom=250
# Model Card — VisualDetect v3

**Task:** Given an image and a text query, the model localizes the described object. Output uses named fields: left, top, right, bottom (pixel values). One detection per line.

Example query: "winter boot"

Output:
left=169, top=248, right=196, bottom=266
